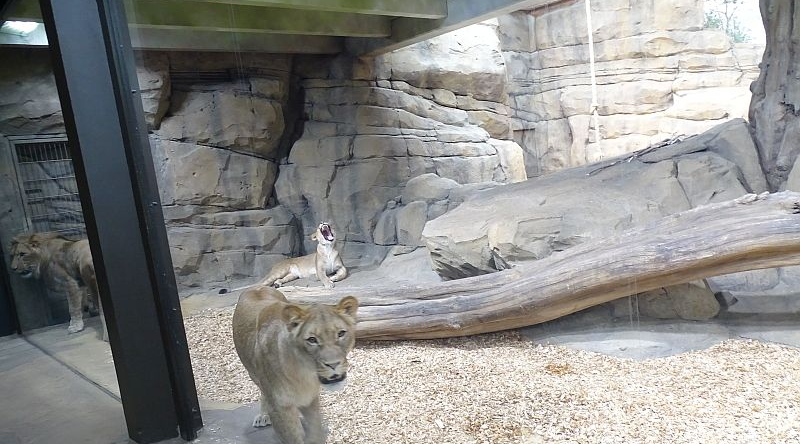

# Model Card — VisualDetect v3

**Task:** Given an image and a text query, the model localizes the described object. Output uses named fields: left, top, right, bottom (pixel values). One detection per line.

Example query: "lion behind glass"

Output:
left=260, top=222, right=347, bottom=289
left=9, top=232, right=107, bottom=341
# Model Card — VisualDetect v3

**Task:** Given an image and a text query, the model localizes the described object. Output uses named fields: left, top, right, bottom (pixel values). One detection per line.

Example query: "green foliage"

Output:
left=703, top=12, right=723, bottom=30
left=704, top=0, right=753, bottom=43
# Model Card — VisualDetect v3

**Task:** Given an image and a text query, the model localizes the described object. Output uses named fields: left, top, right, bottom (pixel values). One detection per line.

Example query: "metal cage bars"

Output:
left=9, top=136, right=86, bottom=237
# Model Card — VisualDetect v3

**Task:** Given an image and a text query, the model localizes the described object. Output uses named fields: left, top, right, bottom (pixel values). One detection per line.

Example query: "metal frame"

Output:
left=6, top=0, right=566, bottom=55
left=0, top=241, right=21, bottom=337
left=4, top=136, right=37, bottom=233
left=38, top=0, right=201, bottom=442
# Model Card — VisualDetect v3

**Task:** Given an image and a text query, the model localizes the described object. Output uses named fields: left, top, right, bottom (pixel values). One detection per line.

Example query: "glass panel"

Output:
left=122, top=0, right=800, bottom=441
left=0, top=45, right=126, bottom=443
left=5, top=135, right=87, bottom=328
left=17, top=0, right=788, bottom=443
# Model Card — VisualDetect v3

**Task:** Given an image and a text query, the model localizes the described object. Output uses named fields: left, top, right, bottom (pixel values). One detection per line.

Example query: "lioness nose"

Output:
left=324, top=361, right=341, bottom=370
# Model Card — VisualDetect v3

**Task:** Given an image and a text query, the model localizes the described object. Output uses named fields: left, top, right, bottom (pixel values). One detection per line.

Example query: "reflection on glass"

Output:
left=0, top=40, right=125, bottom=443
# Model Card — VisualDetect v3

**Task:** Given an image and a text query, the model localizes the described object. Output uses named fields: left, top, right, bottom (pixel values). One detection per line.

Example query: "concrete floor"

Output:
left=2, top=279, right=798, bottom=444
left=0, top=333, right=128, bottom=444
left=522, top=306, right=800, bottom=360
left=0, top=308, right=288, bottom=444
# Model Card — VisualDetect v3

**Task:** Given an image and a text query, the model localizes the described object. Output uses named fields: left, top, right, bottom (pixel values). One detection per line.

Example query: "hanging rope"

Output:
left=584, top=0, right=601, bottom=158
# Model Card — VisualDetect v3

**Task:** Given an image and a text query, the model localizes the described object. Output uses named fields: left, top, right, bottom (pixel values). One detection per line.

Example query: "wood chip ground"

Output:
left=184, top=307, right=800, bottom=444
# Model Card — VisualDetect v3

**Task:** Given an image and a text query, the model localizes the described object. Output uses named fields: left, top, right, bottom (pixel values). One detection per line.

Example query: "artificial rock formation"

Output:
left=158, top=83, right=285, bottom=159
left=146, top=53, right=298, bottom=291
left=136, top=52, right=170, bottom=130
left=274, top=78, right=526, bottom=267
left=423, top=119, right=765, bottom=279
left=0, top=3, right=788, bottom=302
left=0, top=49, right=64, bottom=135
left=610, top=281, right=721, bottom=321
left=278, top=26, right=527, bottom=268
left=500, top=0, right=764, bottom=177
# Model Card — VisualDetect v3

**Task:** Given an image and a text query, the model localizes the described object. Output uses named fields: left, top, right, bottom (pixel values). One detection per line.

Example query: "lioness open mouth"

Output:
left=319, top=223, right=335, bottom=242
left=319, top=373, right=346, bottom=384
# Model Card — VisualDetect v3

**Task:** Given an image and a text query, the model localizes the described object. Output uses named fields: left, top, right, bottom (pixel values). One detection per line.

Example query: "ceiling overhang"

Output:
left=1, top=0, right=562, bottom=55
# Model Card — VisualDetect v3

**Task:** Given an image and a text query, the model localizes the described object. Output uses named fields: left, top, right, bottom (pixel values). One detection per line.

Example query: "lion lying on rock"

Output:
left=10, top=232, right=107, bottom=341
left=260, top=222, right=347, bottom=289
left=232, top=286, right=358, bottom=444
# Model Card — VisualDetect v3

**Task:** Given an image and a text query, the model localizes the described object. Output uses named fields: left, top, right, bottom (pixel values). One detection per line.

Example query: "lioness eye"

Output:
left=337, top=330, right=347, bottom=338
left=306, top=337, right=318, bottom=345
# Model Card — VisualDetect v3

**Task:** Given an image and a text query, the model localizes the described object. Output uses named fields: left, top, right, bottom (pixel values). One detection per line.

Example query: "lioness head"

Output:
left=282, top=296, right=358, bottom=384
left=9, top=233, right=54, bottom=279
left=311, top=222, right=336, bottom=245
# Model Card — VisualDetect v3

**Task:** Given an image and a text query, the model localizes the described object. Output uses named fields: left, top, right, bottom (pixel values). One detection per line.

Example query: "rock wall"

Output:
left=0, top=5, right=786, bottom=299
left=145, top=52, right=300, bottom=291
left=423, top=119, right=764, bottom=279
left=0, top=49, right=301, bottom=293
left=282, top=22, right=526, bottom=268
left=500, top=0, right=764, bottom=177
left=0, top=49, right=64, bottom=136
left=0, top=41, right=526, bottom=292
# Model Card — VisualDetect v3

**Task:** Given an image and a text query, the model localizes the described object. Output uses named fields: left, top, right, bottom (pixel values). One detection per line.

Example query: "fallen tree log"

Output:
left=283, top=192, right=800, bottom=340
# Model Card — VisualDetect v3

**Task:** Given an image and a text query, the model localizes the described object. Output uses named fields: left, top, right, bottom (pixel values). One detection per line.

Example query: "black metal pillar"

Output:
left=38, top=0, right=202, bottom=442
left=0, top=242, right=20, bottom=337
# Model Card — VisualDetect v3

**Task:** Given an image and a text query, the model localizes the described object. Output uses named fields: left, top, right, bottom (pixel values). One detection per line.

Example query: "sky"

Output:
left=705, top=0, right=766, bottom=44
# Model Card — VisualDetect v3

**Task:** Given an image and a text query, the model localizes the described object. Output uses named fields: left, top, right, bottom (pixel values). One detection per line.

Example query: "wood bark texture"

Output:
left=283, top=192, right=800, bottom=340
left=749, top=0, right=800, bottom=190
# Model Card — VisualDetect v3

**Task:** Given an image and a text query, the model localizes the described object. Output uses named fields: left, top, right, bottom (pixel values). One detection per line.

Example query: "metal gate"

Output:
left=9, top=135, right=86, bottom=237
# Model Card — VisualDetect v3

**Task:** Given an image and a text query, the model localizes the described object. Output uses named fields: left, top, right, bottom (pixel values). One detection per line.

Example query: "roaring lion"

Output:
left=232, top=286, right=358, bottom=444
left=259, top=222, right=347, bottom=289
left=10, top=232, right=107, bottom=341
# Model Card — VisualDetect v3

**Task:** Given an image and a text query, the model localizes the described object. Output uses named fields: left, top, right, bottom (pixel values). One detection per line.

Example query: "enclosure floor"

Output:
left=185, top=302, right=800, bottom=444
left=14, top=302, right=286, bottom=444
left=521, top=306, right=800, bottom=359
left=7, top=277, right=799, bottom=444
left=0, top=333, right=128, bottom=444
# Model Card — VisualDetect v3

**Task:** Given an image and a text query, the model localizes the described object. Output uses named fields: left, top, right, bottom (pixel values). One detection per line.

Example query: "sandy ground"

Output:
left=185, top=304, right=800, bottom=444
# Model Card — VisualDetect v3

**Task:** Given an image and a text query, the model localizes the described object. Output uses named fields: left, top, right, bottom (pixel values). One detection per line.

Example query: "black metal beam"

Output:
left=37, top=0, right=201, bottom=442
left=0, top=242, right=21, bottom=337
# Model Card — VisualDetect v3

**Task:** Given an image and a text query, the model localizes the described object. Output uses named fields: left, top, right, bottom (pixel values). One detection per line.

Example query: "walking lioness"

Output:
left=260, top=222, right=347, bottom=289
left=232, top=286, right=358, bottom=444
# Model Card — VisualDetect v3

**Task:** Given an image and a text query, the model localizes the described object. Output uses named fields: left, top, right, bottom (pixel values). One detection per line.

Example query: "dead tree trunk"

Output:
left=749, top=0, right=800, bottom=190
left=285, top=192, right=800, bottom=340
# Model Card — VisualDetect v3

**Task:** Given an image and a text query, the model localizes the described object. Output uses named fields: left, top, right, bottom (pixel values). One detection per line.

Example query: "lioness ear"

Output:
left=310, top=232, right=318, bottom=241
left=281, top=304, right=308, bottom=331
left=335, top=296, right=358, bottom=319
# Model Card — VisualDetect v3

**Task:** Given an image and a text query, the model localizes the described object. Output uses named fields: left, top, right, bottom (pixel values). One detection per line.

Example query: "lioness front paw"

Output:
left=67, top=320, right=84, bottom=334
left=252, top=414, right=271, bottom=428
